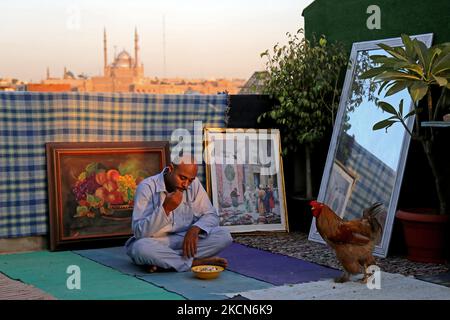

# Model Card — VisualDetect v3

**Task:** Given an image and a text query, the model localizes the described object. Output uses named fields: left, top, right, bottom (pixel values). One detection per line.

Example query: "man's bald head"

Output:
left=165, top=154, right=198, bottom=192
left=172, top=154, right=197, bottom=167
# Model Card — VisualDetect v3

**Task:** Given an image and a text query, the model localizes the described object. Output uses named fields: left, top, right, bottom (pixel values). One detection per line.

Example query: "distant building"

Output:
left=36, top=29, right=245, bottom=94
left=238, top=71, right=268, bottom=94
left=0, top=78, right=26, bottom=91
left=0, top=85, right=15, bottom=92
left=27, top=83, right=71, bottom=92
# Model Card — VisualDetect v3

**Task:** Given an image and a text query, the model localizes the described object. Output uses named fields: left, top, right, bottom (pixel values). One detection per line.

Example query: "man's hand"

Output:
left=183, top=226, right=202, bottom=258
left=162, top=190, right=183, bottom=214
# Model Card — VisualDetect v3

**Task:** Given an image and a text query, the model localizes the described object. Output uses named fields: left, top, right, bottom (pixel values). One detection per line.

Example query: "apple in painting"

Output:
left=95, top=187, right=108, bottom=201
left=106, top=169, right=120, bottom=182
left=95, top=171, right=107, bottom=185
left=106, top=191, right=124, bottom=204
left=78, top=199, right=89, bottom=207
left=103, top=180, right=118, bottom=192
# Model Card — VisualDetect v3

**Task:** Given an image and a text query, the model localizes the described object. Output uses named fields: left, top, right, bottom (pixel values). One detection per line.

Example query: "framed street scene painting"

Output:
left=204, top=128, right=288, bottom=233
left=324, top=161, right=356, bottom=218
left=46, top=141, right=170, bottom=250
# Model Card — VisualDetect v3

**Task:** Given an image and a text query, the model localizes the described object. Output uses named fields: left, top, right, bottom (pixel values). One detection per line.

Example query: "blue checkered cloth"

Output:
left=338, top=133, right=395, bottom=220
left=0, top=92, right=228, bottom=238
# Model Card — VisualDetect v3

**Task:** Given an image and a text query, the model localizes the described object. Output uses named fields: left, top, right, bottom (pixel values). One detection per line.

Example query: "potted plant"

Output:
left=361, top=34, right=450, bottom=263
left=258, top=29, right=348, bottom=230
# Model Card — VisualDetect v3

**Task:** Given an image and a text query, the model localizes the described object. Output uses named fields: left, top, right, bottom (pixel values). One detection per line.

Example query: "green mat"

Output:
left=0, top=251, right=183, bottom=300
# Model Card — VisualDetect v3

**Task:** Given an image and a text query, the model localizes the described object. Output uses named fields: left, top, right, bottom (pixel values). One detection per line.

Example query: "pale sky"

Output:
left=0, top=0, right=315, bottom=82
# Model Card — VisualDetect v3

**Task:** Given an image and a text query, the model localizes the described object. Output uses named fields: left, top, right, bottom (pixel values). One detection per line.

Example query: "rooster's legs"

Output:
left=360, top=273, right=370, bottom=284
left=360, top=263, right=377, bottom=283
left=334, top=271, right=350, bottom=283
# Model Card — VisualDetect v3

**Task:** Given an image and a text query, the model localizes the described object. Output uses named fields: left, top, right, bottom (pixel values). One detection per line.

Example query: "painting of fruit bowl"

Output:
left=46, top=141, right=170, bottom=251
left=72, top=165, right=142, bottom=219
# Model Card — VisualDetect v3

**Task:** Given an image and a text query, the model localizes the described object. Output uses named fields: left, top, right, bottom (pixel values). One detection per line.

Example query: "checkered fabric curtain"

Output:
left=0, top=92, right=228, bottom=238
left=340, top=133, right=396, bottom=220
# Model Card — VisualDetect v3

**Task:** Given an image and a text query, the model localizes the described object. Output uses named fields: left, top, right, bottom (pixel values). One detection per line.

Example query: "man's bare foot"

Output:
left=146, top=265, right=159, bottom=273
left=192, top=256, right=228, bottom=269
left=145, top=265, right=174, bottom=273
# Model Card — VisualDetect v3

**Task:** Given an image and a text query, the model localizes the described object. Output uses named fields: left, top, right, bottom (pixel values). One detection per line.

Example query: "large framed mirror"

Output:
left=308, top=33, right=433, bottom=257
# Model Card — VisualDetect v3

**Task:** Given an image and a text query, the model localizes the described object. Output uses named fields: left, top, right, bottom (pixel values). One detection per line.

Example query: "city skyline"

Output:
left=0, top=0, right=314, bottom=82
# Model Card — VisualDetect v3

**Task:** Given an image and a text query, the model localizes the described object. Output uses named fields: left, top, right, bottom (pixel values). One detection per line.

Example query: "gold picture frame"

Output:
left=204, top=128, right=288, bottom=233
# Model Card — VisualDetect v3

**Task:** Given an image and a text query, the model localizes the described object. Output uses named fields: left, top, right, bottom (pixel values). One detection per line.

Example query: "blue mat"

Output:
left=74, top=246, right=148, bottom=276
left=75, top=243, right=341, bottom=286
left=74, top=246, right=273, bottom=300
left=220, top=243, right=341, bottom=285
left=139, top=270, right=272, bottom=300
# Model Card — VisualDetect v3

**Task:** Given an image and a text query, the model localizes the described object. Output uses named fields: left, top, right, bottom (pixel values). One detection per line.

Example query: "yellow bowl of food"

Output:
left=191, top=265, right=224, bottom=280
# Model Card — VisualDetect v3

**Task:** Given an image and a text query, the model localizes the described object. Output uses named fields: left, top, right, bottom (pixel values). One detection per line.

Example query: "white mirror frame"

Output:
left=308, top=33, right=434, bottom=258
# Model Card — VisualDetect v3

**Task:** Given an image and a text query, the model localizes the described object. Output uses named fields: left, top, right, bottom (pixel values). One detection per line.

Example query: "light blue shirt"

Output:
left=129, top=168, right=219, bottom=240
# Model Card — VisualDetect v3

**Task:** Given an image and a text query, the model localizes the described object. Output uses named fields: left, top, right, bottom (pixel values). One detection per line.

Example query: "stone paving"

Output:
left=0, top=273, right=55, bottom=300
left=233, top=231, right=450, bottom=277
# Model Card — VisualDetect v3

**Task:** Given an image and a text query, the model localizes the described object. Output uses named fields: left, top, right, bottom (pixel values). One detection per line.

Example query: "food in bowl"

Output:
left=191, top=265, right=224, bottom=280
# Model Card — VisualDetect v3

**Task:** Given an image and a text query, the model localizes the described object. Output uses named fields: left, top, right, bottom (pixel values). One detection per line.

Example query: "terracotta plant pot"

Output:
left=396, top=209, right=449, bottom=263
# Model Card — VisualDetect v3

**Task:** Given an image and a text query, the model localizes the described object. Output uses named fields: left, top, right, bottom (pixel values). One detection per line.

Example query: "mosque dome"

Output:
left=114, top=50, right=133, bottom=68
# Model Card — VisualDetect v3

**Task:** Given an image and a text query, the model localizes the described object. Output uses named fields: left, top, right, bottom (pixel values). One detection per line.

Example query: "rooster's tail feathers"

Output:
left=364, top=202, right=385, bottom=218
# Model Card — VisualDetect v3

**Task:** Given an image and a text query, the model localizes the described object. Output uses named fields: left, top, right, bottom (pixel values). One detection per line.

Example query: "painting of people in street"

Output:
left=204, top=128, right=288, bottom=233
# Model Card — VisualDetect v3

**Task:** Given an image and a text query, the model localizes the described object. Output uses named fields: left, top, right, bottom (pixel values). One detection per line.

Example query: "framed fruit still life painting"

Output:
left=46, top=141, right=170, bottom=251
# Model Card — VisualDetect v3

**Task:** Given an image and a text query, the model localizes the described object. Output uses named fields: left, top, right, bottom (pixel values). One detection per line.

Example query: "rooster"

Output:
left=310, top=200, right=384, bottom=283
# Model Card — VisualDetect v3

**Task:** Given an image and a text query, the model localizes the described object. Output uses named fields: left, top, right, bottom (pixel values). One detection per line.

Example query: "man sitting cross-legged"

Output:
left=125, top=154, right=233, bottom=272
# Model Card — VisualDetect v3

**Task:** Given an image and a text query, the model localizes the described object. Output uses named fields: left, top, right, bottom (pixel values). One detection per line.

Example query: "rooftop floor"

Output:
left=1, top=231, right=449, bottom=300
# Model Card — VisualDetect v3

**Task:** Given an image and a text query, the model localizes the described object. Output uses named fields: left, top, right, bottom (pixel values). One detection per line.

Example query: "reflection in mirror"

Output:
left=308, top=34, right=433, bottom=257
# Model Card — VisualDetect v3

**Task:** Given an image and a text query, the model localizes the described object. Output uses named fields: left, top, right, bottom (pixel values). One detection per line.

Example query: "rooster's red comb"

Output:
left=310, top=200, right=320, bottom=205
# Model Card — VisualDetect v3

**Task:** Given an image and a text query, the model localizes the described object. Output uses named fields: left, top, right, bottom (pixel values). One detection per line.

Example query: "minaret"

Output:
left=134, top=27, right=140, bottom=68
left=103, top=28, right=108, bottom=73
left=46, top=67, right=50, bottom=80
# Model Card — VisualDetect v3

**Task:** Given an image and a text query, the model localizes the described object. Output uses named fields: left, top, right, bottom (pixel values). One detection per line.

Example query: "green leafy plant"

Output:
left=259, top=28, right=348, bottom=198
left=361, top=34, right=450, bottom=215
